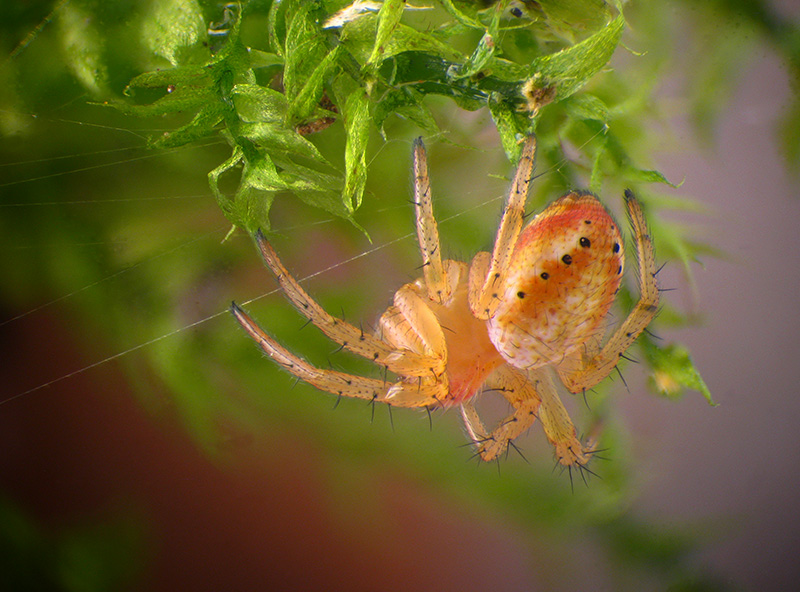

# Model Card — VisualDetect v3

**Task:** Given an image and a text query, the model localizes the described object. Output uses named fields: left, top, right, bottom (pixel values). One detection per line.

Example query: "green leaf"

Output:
left=376, top=52, right=486, bottom=110
left=241, top=148, right=291, bottom=193
left=537, top=0, right=614, bottom=39
left=57, top=2, right=109, bottom=96
left=454, top=0, right=507, bottom=80
left=206, top=140, right=286, bottom=233
left=488, top=96, right=526, bottom=162
left=152, top=106, right=227, bottom=148
left=238, top=122, right=331, bottom=167
left=626, top=166, right=681, bottom=188
left=208, top=145, right=247, bottom=226
left=564, top=93, right=609, bottom=123
left=141, top=0, right=206, bottom=66
left=342, top=90, right=371, bottom=212
left=437, top=0, right=484, bottom=30
left=118, top=66, right=215, bottom=115
left=395, top=103, right=440, bottom=137
left=232, top=84, right=288, bottom=124
left=457, top=31, right=497, bottom=80
left=273, top=157, right=364, bottom=232
left=208, top=131, right=348, bottom=234
left=641, top=339, right=716, bottom=406
left=342, top=15, right=465, bottom=66
left=368, top=0, right=406, bottom=67
left=267, top=0, right=290, bottom=55
left=482, top=57, right=529, bottom=83
left=288, top=46, right=342, bottom=124
left=248, top=49, right=285, bottom=70
left=529, top=14, right=625, bottom=101
left=283, top=2, right=329, bottom=103
left=374, top=87, right=439, bottom=136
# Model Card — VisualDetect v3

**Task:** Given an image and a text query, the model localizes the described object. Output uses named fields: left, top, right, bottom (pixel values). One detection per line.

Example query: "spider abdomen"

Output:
left=487, top=192, right=625, bottom=369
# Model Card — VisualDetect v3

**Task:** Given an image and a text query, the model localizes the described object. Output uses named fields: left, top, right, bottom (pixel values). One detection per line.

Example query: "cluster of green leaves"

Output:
left=110, top=0, right=637, bottom=232
left=109, top=0, right=717, bottom=407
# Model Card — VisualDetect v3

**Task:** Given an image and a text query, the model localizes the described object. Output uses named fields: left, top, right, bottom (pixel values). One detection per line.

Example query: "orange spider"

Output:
left=231, top=136, right=659, bottom=467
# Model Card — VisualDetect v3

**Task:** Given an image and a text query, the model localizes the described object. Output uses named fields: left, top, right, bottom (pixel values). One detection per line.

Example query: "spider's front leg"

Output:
left=558, top=191, right=660, bottom=393
left=232, top=232, right=454, bottom=407
left=470, top=135, right=537, bottom=320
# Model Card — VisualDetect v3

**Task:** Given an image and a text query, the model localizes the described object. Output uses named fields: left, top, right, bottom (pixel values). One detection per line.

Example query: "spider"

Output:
left=231, top=135, right=659, bottom=467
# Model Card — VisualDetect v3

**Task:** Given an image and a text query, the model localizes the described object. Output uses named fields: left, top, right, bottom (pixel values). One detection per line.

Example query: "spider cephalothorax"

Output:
left=232, top=136, right=659, bottom=467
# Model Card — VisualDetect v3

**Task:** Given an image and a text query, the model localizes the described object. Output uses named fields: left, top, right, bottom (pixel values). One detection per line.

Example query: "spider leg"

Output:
left=252, top=232, right=444, bottom=378
left=460, top=365, right=541, bottom=462
left=558, top=191, right=659, bottom=393
left=459, top=398, right=489, bottom=450
left=413, top=138, right=451, bottom=304
left=388, top=285, right=447, bottom=359
left=470, top=135, right=537, bottom=320
left=468, top=250, right=491, bottom=314
left=532, top=368, right=593, bottom=466
left=231, top=303, right=444, bottom=407
left=376, top=283, right=452, bottom=404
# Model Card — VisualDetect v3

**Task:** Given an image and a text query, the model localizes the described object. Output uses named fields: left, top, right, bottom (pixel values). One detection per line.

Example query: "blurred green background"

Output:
left=1, top=1, right=799, bottom=590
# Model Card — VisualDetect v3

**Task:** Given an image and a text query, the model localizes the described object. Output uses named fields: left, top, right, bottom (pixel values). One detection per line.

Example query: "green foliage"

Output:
left=107, top=0, right=677, bottom=232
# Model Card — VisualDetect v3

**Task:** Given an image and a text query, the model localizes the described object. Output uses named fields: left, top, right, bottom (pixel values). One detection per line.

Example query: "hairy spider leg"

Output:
left=251, top=232, right=445, bottom=379
left=533, top=368, right=593, bottom=466
left=412, top=138, right=451, bottom=304
left=231, top=303, right=443, bottom=407
left=459, top=365, right=542, bottom=461
left=459, top=364, right=589, bottom=465
left=470, top=135, right=537, bottom=320
left=557, top=191, right=659, bottom=393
